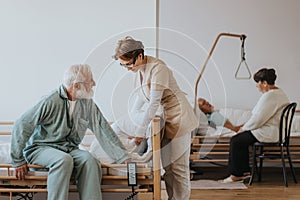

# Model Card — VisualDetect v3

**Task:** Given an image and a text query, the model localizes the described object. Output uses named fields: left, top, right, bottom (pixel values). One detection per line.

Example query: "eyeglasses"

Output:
left=120, top=61, right=134, bottom=68
left=119, top=56, right=138, bottom=69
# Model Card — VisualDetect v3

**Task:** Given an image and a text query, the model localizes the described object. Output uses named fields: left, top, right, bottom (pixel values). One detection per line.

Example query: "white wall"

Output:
left=158, top=0, right=300, bottom=110
left=1, top=0, right=300, bottom=122
left=0, top=0, right=156, bottom=121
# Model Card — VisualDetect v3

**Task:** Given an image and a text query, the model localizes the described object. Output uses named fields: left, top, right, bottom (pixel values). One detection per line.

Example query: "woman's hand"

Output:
left=134, top=137, right=146, bottom=146
left=15, top=163, right=29, bottom=180
left=233, top=125, right=244, bottom=133
left=237, top=127, right=244, bottom=134
left=128, top=136, right=146, bottom=146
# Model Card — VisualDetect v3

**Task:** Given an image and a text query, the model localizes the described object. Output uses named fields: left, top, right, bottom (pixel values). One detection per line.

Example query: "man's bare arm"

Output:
left=224, top=120, right=243, bottom=132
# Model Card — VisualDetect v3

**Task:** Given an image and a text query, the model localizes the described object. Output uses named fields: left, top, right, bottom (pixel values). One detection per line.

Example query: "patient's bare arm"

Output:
left=224, top=120, right=243, bottom=132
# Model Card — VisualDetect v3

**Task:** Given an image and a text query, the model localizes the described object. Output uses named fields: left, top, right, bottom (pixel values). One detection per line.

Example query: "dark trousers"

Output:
left=228, top=131, right=258, bottom=176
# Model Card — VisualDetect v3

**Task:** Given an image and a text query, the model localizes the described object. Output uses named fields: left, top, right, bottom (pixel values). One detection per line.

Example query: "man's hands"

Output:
left=15, top=163, right=29, bottom=180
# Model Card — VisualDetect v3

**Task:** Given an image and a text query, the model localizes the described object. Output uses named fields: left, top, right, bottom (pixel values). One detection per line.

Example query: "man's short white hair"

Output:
left=63, top=64, right=92, bottom=88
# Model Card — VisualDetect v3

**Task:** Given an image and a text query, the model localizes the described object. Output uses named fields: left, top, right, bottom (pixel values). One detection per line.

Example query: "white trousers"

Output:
left=161, top=137, right=191, bottom=200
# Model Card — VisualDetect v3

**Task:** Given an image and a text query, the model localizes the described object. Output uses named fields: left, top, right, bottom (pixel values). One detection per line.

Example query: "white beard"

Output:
left=75, top=87, right=94, bottom=99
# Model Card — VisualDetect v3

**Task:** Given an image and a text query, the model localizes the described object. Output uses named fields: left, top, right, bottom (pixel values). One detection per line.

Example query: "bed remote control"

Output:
left=127, top=162, right=137, bottom=186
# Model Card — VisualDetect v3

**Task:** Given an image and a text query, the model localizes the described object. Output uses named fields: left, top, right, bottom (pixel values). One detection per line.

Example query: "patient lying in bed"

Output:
left=196, top=98, right=246, bottom=137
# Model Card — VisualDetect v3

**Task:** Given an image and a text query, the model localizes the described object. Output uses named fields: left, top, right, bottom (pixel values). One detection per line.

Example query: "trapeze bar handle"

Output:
left=235, top=35, right=251, bottom=79
left=235, top=59, right=251, bottom=79
left=193, top=33, right=247, bottom=113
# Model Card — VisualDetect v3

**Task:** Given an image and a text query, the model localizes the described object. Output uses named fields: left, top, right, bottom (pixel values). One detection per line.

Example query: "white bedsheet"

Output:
left=0, top=143, right=11, bottom=164
left=196, top=107, right=300, bottom=144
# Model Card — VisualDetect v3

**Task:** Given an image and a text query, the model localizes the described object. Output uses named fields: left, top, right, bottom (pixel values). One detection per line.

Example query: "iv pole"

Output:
left=193, top=32, right=249, bottom=112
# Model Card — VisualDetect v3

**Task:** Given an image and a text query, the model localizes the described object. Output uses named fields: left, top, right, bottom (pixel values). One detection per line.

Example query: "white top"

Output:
left=243, top=88, right=289, bottom=142
left=68, top=100, right=76, bottom=117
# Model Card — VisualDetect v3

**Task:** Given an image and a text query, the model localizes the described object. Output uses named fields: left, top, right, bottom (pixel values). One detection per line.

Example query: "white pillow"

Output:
left=0, top=143, right=11, bottom=164
left=114, top=115, right=140, bottom=136
left=89, top=117, right=139, bottom=164
left=219, top=108, right=252, bottom=126
left=89, top=139, right=115, bottom=164
left=291, top=115, right=300, bottom=133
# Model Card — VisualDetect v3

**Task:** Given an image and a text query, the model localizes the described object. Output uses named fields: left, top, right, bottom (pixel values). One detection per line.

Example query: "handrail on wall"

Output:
left=193, top=32, right=248, bottom=112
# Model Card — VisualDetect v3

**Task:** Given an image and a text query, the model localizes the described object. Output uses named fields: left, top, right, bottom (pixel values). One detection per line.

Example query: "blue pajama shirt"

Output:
left=10, top=85, right=129, bottom=200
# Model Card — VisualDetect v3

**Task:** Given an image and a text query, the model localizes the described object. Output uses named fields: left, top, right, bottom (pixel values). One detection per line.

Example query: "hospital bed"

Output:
left=190, top=109, right=300, bottom=167
left=191, top=32, right=300, bottom=169
left=0, top=117, right=161, bottom=200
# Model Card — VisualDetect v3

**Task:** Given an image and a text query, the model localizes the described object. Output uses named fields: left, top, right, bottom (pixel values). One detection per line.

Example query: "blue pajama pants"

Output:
left=26, top=147, right=102, bottom=200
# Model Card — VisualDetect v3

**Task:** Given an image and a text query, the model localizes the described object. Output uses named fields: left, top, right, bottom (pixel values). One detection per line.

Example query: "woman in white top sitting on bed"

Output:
left=220, top=68, right=289, bottom=183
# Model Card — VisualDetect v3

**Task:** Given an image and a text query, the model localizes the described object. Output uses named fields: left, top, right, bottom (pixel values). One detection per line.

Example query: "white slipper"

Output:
left=218, top=176, right=243, bottom=183
left=218, top=175, right=250, bottom=183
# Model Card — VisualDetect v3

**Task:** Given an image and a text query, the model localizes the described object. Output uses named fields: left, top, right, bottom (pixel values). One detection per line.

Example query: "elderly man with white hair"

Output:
left=10, top=64, right=129, bottom=200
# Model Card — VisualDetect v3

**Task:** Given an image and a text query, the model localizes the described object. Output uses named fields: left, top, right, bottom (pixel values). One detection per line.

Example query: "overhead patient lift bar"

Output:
left=193, top=32, right=251, bottom=112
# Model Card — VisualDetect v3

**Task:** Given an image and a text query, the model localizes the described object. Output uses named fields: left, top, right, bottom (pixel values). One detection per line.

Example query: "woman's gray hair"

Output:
left=63, top=64, right=92, bottom=88
left=113, top=36, right=144, bottom=60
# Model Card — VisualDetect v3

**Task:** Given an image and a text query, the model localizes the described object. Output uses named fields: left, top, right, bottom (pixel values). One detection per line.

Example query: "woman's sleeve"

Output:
left=130, top=95, right=145, bottom=114
left=134, top=90, right=163, bottom=137
left=134, top=65, right=168, bottom=137
left=242, top=94, right=278, bottom=131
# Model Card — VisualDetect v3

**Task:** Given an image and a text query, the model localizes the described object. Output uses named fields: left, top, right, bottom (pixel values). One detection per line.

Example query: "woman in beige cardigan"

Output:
left=113, top=36, right=198, bottom=200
